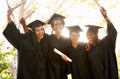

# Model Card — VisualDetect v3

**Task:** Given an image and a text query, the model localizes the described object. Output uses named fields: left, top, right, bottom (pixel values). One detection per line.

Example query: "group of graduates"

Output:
left=3, top=5, right=118, bottom=79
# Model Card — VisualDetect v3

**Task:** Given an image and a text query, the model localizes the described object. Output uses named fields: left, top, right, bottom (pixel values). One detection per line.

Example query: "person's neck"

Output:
left=55, top=32, right=62, bottom=39
left=72, top=42, right=78, bottom=49
left=92, top=39, right=99, bottom=46
left=37, top=39, right=41, bottom=42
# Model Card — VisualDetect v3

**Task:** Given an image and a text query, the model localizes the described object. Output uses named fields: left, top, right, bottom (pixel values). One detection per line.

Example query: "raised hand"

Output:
left=20, top=18, right=26, bottom=25
left=100, top=7, right=110, bottom=23
left=20, top=18, right=29, bottom=33
left=85, top=42, right=91, bottom=51
left=7, top=8, right=13, bottom=23
left=100, top=7, right=107, bottom=18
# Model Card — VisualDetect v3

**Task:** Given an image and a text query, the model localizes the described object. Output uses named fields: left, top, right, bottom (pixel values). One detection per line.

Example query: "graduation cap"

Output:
left=48, top=13, right=65, bottom=24
left=66, top=25, right=83, bottom=34
left=86, top=25, right=102, bottom=33
left=28, top=20, right=45, bottom=30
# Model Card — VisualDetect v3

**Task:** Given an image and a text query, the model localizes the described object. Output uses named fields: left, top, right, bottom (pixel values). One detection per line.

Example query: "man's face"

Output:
left=86, top=32, right=97, bottom=43
left=70, top=32, right=80, bottom=44
left=52, top=20, right=64, bottom=33
left=35, top=26, right=45, bottom=40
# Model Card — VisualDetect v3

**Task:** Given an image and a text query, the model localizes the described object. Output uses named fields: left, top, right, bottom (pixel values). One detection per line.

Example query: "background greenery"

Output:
left=0, top=41, right=15, bottom=79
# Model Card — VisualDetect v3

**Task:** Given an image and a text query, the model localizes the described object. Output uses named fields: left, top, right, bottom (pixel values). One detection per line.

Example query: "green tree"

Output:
left=0, top=41, right=15, bottom=79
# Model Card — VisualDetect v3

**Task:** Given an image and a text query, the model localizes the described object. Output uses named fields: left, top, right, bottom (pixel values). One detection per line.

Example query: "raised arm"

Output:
left=100, top=7, right=111, bottom=24
left=20, top=18, right=30, bottom=33
left=100, top=7, right=117, bottom=44
left=7, top=8, right=13, bottom=23
left=3, top=9, right=26, bottom=50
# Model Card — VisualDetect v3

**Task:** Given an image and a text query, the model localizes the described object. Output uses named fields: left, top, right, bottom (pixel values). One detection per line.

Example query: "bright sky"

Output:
left=0, top=0, right=120, bottom=53
left=0, top=0, right=7, bottom=27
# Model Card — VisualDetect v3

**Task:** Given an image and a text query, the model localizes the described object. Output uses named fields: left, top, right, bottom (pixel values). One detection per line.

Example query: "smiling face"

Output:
left=86, top=32, right=98, bottom=44
left=52, top=19, right=64, bottom=33
left=70, top=32, right=80, bottom=44
left=35, top=26, right=45, bottom=41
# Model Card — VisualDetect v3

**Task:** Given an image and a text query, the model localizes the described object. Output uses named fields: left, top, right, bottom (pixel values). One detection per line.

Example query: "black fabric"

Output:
left=48, top=13, right=65, bottom=24
left=86, top=25, right=102, bottom=33
left=3, top=22, right=48, bottom=79
left=28, top=34, right=49, bottom=79
left=65, top=42, right=93, bottom=79
left=3, top=22, right=32, bottom=79
left=27, top=20, right=45, bottom=30
left=46, top=35, right=70, bottom=79
left=88, top=23, right=118, bottom=79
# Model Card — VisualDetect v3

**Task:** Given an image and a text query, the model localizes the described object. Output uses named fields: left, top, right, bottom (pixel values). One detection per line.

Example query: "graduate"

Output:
left=3, top=8, right=32, bottom=79
left=85, top=7, right=118, bottom=79
left=20, top=18, right=49, bottom=79
left=46, top=13, right=70, bottom=79
left=66, top=25, right=92, bottom=79
left=3, top=8, right=48, bottom=79
left=27, top=20, right=49, bottom=79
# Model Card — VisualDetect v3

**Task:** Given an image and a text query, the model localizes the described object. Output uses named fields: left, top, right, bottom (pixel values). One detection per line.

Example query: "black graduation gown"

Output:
left=46, top=35, right=70, bottom=79
left=3, top=22, right=32, bottom=79
left=65, top=42, right=92, bottom=79
left=88, top=23, right=118, bottom=79
left=3, top=22, right=48, bottom=79
left=28, top=34, right=49, bottom=79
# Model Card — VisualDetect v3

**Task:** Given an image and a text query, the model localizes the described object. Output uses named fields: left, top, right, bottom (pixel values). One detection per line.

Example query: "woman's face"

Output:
left=86, top=32, right=97, bottom=43
left=52, top=20, right=64, bottom=33
left=70, top=32, right=80, bottom=44
left=35, top=26, right=45, bottom=40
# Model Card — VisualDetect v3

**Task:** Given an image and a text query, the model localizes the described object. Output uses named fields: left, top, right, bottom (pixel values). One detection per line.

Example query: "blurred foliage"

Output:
left=0, top=41, right=15, bottom=79
left=117, top=49, right=120, bottom=78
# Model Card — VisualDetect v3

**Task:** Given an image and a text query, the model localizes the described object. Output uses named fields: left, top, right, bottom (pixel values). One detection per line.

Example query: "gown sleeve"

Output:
left=3, top=21, right=26, bottom=50
left=104, top=22, right=117, bottom=47
left=103, top=22, right=118, bottom=79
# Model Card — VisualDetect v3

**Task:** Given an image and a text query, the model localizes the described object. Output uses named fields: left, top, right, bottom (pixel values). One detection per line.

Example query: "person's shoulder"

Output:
left=78, top=42, right=86, bottom=47
left=44, top=34, right=51, bottom=39
left=62, top=36, right=69, bottom=40
left=79, top=42, right=86, bottom=45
